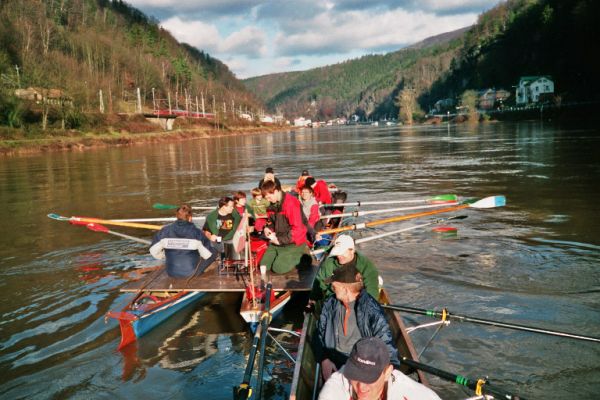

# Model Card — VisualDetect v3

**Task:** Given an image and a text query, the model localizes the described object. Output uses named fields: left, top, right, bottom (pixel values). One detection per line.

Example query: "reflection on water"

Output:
left=1, top=121, right=599, bottom=399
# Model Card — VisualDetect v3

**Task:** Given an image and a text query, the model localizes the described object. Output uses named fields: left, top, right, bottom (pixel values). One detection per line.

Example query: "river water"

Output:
left=0, top=122, right=599, bottom=399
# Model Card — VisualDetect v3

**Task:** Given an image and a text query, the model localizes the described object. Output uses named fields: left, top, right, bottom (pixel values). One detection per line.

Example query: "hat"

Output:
left=323, top=264, right=360, bottom=284
left=301, top=169, right=310, bottom=176
left=343, top=337, right=390, bottom=384
left=329, top=235, right=355, bottom=257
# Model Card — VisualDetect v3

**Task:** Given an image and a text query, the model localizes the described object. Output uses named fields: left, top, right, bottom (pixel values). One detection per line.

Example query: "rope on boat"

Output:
left=267, top=332, right=296, bottom=363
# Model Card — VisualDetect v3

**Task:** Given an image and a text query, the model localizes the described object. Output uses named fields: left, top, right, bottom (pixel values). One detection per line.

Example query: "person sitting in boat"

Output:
left=304, top=176, right=332, bottom=205
left=310, top=235, right=380, bottom=303
left=259, top=179, right=311, bottom=274
left=257, top=166, right=281, bottom=189
left=248, top=187, right=270, bottom=233
left=299, top=185, right=323, bottom=243
left=202, top=197, right=241, bottom=258
left=294, top=169, right=311, bottom=194
left=315, top=264, right=399, bottom=381
left=323, top=191, right=347, bottom=229
left=149, top=204, right=217, bottom=278
left=319, top=337, right=441, bottom=400
left=233, top=191, right=248, bottom=217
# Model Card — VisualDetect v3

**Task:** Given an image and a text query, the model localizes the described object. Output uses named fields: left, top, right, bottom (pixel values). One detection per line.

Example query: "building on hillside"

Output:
left=434, top=98, right=455, bottom=113
left=15, top=87, right=73, bottom=106
left=294, top=117, right=311, bottom=127
left=478, top=88, right=511, bottom=110
left=515, top=76, right=554, bottom=105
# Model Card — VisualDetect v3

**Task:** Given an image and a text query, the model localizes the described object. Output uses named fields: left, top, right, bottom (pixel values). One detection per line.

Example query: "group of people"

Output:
left=148, top=167, right=440, bottom=399
left=149, top=166, right=339, bottom=278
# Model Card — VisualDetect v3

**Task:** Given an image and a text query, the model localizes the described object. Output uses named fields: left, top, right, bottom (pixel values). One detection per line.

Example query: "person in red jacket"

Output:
left=304, top=176, right=332, bottom=204
left=260, top=180, right=311, bottom=274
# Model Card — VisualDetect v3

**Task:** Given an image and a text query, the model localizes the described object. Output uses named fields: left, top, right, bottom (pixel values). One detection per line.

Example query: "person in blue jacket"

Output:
left=315, top=264, right=399, bottom=381
left=150, top=204, right=217, bottom=278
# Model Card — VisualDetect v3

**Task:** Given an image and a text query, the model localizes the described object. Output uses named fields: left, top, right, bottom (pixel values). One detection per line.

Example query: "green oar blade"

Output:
left=427, top=194, right=458, bottom=202
left=152, top=203, right=178, bottom=210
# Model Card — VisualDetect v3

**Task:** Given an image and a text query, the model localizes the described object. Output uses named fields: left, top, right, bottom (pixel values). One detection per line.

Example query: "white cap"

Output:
left=329, top=235, right=355, bottom=257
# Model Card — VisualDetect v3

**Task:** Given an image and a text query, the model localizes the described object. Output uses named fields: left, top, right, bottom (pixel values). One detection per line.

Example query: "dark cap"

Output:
left=304, top=177, right=316, bottom=187
left=301, top=169, right=309, bottom=176
left=343, top=337, right=390, bottom=384
left=324, top=264, right=360, bottom=284
left=265, top=167, right=274, bottom=173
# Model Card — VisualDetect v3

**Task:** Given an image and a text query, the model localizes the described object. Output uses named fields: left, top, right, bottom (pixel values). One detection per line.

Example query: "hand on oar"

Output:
left=153, top=203, right=214, bottom=210
left=86, top=223, right=152, bottom=245
left=48, top=213, right=162, bottom=230
left=322, top=194, right=458, bottom=207
left=383, top=304, right=600, bottom=343
left=320, top=201, right=459, bottom=220
left=400, top=357, right=525, bottom=400
left=318, top=195, right=505, bottom=235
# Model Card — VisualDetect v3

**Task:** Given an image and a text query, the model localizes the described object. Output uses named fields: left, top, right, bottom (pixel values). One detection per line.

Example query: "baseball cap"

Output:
left=329, top=235, right=355, bottom=257
left=323, top=264, right=360, bottom=284
left=343, top=337, right=390, bottom=384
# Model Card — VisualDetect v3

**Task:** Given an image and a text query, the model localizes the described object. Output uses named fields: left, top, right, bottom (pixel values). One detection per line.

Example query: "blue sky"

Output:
left=127, top=0, right=504, bottom=79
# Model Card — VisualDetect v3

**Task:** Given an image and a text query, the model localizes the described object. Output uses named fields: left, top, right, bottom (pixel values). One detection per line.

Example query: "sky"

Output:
left=126, top=0, right=504, bottom=79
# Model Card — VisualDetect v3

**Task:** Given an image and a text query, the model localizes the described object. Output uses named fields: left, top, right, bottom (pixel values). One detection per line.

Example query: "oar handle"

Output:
left=401, top=358, right=525, bottom=400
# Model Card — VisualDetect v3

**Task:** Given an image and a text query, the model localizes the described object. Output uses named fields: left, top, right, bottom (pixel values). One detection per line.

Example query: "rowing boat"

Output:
left=289, top=288, right=428, bottom=399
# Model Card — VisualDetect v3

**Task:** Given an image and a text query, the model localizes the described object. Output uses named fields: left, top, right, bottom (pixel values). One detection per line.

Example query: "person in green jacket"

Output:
left=203, top=196, right=241, bottom=257
left=310, top=234, right=380, bottom=302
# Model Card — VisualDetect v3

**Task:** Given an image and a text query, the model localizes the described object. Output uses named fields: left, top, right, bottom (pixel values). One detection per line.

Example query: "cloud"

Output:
left=274, top=8, right=476, bottom=56
left=128, top=0, right=264, bottom=19
left=160, top=16, right=221, bottom=52
left=221, top=26, right=267, bottom=58
left=332, top=0, right=495, bottom=16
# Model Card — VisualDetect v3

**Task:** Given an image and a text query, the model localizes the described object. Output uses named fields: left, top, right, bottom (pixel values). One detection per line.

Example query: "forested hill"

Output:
left=243, top=28, right=467, bottom=121
left=0, top=0, right=261, bottom=124
left=244, top=0, right=599, bottom=121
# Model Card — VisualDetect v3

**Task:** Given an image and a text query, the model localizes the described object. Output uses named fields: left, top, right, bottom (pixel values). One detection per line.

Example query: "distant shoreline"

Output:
left=0, top=124, right=294, bottom=156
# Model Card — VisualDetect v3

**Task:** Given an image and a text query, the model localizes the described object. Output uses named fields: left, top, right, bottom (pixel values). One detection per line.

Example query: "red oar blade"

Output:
left=86, top=223, right=109, bottom=233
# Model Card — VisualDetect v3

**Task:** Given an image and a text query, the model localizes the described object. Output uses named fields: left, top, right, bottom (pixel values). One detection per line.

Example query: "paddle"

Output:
left=320, top=201, right=459, bottom=220
left=383, top=304, right=600, bottom=344
left=400, top=357, right=525, bottom=400
left=318, top=196, right=505, bottom=235
left=255, top=282, right=273, bottom=398
left=323, top=194, right=458, bottom=207
left=86, top=223, right=152, bottom=245
left=311, top=215, right=468, bottom=257
left=48, top=213, right=162, bottom=230
left=109, top=216, right=205, bottom=222
left=153, top=203, right=214, bottom=210
left=233, top=283, right=273, bottom=400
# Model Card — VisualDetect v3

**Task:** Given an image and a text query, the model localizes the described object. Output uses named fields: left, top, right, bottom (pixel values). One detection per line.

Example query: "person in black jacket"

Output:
left=150, top=204, right=217, bottom=278
left=315, top=264, right=399, bottom=381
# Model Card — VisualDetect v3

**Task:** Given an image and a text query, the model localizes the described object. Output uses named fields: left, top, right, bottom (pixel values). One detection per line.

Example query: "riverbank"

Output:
left=0, top=122, right=293, bottom=156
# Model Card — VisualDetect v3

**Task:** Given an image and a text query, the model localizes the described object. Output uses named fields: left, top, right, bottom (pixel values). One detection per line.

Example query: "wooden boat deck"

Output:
left=120, top=260, right=318, bottom=292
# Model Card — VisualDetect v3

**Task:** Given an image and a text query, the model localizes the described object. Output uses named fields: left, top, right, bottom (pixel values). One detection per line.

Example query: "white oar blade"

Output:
left=470, top=195, right=506, bottom=209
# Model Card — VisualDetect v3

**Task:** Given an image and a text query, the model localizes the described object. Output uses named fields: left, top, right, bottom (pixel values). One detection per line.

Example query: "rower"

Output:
left=257, top=166, right=281, bottom=189
left=259, top=180, right=311, bottom=274
left=304, top=176, right=332, bottom=204
left=315, top=265, right=399, bottom=381
left=294, top=169, right=311, bottom=194
left=310, top=234, right=380, bottom=302
left=319, top=337, right=441, bottom=400
left=149, top=204, right=217, bottom=278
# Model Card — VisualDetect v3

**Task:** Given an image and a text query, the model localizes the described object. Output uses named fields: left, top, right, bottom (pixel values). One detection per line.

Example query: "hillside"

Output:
left=0, top=0, right=262, bottom=131
left=244, top=0, right=599, bottom=121
left=243, top=31, right=465, bottom=121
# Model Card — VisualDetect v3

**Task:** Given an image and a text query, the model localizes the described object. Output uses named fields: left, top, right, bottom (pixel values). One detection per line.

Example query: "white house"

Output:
left=294, top=117, right=311, bottom=127
left=515, top=76, right=554, bottom=105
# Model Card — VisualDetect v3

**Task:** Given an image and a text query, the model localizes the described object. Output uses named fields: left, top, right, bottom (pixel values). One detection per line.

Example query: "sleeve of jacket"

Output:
left=281, top=197, right=307, bottom=245
left=358, top=254, right=381, bottom=300
left=308, top=204, right=320, bottom=227
left=314, top=298, right=333, bottom=363
left=149, top=228, right=166, bottom=260
left=367, top=296, right=401, bottom=368
left=309, top=258, right=335, bottom=302
left=203, top=211, right=217, bottom=235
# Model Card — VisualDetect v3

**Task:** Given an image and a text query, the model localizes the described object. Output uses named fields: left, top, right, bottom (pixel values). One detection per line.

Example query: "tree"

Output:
left=395, top=88, right=417, bottom=125
left=460, top=90, right=479, bottom=122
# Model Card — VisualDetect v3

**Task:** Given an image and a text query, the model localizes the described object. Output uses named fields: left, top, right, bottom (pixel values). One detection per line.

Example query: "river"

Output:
left=0, top=121, right=599, bottom=399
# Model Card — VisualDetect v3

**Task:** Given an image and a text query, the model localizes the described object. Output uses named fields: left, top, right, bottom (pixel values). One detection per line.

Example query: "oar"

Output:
left=48, top=213, right=162, bottom=230
left=323, top=194, right=458, bottom=207
left=153, top=203, right=214, bottom=210
left=86, top=223, right=152, bottom=245
left=383, top=304, right=600, bottom=344
left=255, top=282, right=273, bottom=398
left=319, top=202, right=458, bottom=219
left=318, top=196, right=505, bottom=235
left=311, top=215, right=468, bottom=257
left=400, top=357, right=525, bottom=400
left=110, top=216, right=205, bottom=222
left=233, top=283, right=273, bottom=400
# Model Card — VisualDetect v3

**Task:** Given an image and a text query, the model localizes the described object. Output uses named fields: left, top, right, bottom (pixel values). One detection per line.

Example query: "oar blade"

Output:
left=86, top=223, right=109, bottom=233
left=47, top=213, right=70, bottom=221
left=469, top=195, right=506, bottom=209
left=427, top=194, right=458, bottom=203
left=152, top=203, right=178, bottom=210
